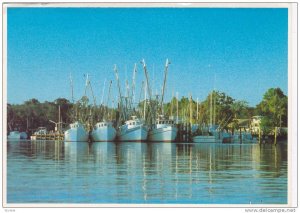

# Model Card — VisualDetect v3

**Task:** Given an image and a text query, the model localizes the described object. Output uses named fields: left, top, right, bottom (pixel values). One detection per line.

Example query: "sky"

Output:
left=7, top=7, right=288, bottom=107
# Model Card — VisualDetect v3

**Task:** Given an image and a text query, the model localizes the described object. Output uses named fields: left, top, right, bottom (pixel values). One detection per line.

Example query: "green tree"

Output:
left=256, top=88, right=288, bottom=128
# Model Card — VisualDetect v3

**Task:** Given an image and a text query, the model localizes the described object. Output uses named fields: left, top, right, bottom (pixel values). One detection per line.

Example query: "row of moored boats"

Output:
left=65, top=115, right=177, bottom=142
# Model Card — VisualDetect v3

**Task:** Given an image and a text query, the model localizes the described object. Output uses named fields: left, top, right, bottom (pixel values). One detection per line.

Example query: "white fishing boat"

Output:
left=148, top=115, right=178, bottom=142
left=64, top=121, right=89, bottom=142
left=8, top=131, right=21, bottom=140
left=91, top=121, right=117, bottom=142
left=117, top=116, right=148, bottom=141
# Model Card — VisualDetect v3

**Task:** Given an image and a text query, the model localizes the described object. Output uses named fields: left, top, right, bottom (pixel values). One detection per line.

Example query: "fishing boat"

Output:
left=91, top=121, right=117, bottom=142
left=148, top=115, right=178, bottom=142
left=192, top=125, right=226, bottom=143
left=30, top=127, right=47, bottom=140
left=117, top=116, right=148, bottom=141
left=8, top=131, right=21, bottom=140
left=64, top=121, right=89, bottom=142
left=20, top=132, right=28, bottom=139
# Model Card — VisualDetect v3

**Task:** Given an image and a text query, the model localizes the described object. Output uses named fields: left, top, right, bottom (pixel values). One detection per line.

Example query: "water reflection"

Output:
left=7, top=141, right=287, bottom=204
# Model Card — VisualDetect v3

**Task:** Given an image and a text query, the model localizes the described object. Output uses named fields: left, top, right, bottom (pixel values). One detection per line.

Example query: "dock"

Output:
left=30, top=132, right=64, bottom=141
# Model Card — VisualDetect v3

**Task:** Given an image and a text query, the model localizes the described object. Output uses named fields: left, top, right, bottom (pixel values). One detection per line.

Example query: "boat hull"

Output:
left=8, top=135, right=20, bottom=140
left=8, top=131, right=21, bottom=140
left=118, top=126, right=148, bottom=141
left=192, top=135, right=217, bottom=143
left=91, top=126, right=117, bottom=142
left=148, top=126, right=178, bottom=142
left=20, top=132, right=28, bottom=139
left=64, top=128, right=89, bottom=142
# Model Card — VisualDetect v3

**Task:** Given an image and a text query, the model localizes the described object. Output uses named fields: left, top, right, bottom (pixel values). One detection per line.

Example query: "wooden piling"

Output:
left=258, top=127, right=261, bottom=144
left=274, top=126, right=277, bottom=145
left=239, top=127, right=242, bottom=144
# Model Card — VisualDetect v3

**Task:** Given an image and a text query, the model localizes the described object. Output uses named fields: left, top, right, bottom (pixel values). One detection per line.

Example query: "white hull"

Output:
left=118, top=126, right=148, bottom=141
left=91, top=126, right=116, bottom=141
left=148, top=126, right=178, bottom=142
left=8, top=131, right=21, bottom=140
left=65, top=125, right=89, bottom=142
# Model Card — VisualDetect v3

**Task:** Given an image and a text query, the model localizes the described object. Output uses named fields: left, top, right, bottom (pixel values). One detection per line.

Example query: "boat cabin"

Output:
left=70, top=122, right=83, bottom=129
left=124, top=116, right=144, bottom=127
left=34, top=127, right=47, bottom=135
left=95, top=121, right=113, bottom=128
left=155, top=115, right=175, bottom=127
left=156, top=120, right=174, bottom=125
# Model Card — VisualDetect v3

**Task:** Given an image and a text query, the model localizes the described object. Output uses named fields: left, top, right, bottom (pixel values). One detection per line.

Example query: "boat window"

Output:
left=104, top=123, right=107, bottom=126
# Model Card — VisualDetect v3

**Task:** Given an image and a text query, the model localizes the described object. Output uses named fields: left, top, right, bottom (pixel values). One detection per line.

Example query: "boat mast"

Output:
left=105, top=80, right=112, bottom=121
left=143, top=80, right=147, bottom=120
left=213, top=74, right=216, bottom=126
left=176, top=92, right=179, bottom=123
left=132, top=63, right=137, bottom=105
left=58, top=105, right=61, bottom=132
left=160, top=59, right=171, bottom=115
left=141, top=59, right=154, bottom=125
left=114, top=65, right=125, bottom=123
left=69, top=73, right=75, bottom=103
left=210, top=90, right=213, bottom=126
left=171, top=90, right=174, bottom=118
left=101, top=78, right=106, bottom=106
left=69, top=73, right=76, bottom=121
left=189, top=94, right=193, bottom=125
left=84, top=73, right=89, bottom=97
left=197, top=97, right=199, bottom=122
left=213, top=91, right=216, bottom=126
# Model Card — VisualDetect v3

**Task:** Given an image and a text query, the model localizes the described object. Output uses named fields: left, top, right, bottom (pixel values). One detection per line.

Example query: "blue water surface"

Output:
left=7, top=141, right=287, bottom=204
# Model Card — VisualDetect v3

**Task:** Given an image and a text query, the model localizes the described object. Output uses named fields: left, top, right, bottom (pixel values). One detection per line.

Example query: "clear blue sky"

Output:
left=7, top=7, right=288, bottom=107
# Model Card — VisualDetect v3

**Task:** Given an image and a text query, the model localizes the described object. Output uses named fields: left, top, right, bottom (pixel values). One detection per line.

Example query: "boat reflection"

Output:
left=7, top=140, right=287, bottom=204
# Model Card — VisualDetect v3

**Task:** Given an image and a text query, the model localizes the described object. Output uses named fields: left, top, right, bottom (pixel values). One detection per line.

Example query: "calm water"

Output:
left=7, top=140, right=287, bottom=204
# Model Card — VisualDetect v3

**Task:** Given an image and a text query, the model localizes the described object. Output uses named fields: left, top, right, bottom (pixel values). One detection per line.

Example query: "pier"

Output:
left=30, top=132, right=64, bottom=141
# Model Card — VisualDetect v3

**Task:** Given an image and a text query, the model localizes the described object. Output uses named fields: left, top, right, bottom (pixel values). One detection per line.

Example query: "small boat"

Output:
left=117, top=116, right=148, bottom=142
left=30, top=127, right=47, bottom=140
left=233, top=132, right=254, bottom=143
left=64, top=121, right=89, bottom=142
left=221, top=132, right=233, bottom=143
left=192, top=125, right=219, bottom=143
left=8, top=131, right=21, bottom=140
left=20, top=132, right=28, bottom=139
left=91, top=121, right=117, bottom=142
left=192, top=135, right=217, bottom=143
left=148, top=115, right=178, bottom=142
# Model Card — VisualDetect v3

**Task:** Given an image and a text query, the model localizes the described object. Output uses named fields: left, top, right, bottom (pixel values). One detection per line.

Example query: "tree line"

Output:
left=7, top=87, right=287, bottom=135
